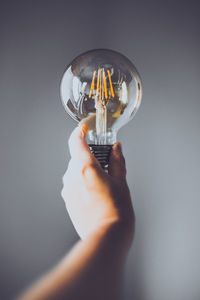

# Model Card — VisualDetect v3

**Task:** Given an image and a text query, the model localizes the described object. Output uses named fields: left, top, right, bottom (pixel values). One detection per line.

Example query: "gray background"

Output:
left=0, top=0, right=199, bottom=299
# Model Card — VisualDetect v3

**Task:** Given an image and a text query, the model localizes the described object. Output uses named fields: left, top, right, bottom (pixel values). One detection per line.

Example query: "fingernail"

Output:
left=81, top=124, right=88, bottom=137
left=114, top=142, right=122, bottom=152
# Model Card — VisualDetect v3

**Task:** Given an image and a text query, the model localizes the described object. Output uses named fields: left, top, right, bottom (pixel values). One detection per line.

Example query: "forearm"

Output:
left=17, top=221, right=130, bottom=300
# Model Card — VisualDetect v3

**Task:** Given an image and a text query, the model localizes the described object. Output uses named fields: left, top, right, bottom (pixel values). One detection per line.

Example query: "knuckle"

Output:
left=61, top=188, right=65, bottom=199
left=62, top=175, right=65, bottom=185
left=82, top=162, right=100, bottom=178
left=62, top=172, right=67, bottom=184
left=68, top=132, right=73, bottom=148
left=86, top=162, right=98, bottom=173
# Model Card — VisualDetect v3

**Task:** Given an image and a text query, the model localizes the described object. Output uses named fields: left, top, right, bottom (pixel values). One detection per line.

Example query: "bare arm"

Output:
left=17, top=125, right=135, bottom=300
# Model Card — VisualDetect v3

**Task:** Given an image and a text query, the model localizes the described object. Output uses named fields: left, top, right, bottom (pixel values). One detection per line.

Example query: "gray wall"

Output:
left=0, top=0, right=199, bottom=299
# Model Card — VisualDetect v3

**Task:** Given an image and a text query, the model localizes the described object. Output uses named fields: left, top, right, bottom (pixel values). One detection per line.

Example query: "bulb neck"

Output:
left=87, top=129, right=117, bottom=145
left=87, top=130, right=116, bottom=171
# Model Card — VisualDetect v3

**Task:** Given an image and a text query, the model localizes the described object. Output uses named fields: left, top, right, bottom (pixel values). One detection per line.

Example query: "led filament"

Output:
left=89, top=68, right=115, bottom=102
left=88, top=68, right=115, bottom=141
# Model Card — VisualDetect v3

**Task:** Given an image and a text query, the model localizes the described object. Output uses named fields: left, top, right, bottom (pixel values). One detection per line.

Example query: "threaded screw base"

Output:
left=89, top=144, right=113, bottom=170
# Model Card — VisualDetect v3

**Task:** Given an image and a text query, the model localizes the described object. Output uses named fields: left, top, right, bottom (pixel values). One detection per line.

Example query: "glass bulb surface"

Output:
left=60, top=49, right=142, bottom=145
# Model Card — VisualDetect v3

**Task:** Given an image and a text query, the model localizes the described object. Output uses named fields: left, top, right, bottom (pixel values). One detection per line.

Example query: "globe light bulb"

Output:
left=60, top=49, right=142, bottom=169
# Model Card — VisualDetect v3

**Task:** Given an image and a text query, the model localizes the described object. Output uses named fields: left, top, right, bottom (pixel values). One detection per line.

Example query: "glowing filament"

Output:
left=89, top=70, right=96, bottom=98
left=107, top=70, right=114, bottom=98
left=103, top=70, right=108, bottom=99
left=89, top=68, right=114, bottom=105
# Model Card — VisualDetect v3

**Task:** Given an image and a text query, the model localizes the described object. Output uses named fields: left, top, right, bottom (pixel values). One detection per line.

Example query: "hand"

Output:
left=61, top=125, right=135, bottom=243
left=17, top=125, right=135, bottom=300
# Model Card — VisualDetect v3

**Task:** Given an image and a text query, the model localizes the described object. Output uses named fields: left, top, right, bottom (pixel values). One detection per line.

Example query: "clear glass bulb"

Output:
left=60, top=49, right=142, bottom=168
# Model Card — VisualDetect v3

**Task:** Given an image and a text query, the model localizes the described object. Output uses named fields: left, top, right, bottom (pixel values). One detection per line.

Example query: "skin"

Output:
left=17, top=125, right=135, bottom=300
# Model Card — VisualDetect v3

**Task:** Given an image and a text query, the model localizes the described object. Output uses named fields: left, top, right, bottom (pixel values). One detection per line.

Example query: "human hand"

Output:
left=61, top=125, right=135, bottom=243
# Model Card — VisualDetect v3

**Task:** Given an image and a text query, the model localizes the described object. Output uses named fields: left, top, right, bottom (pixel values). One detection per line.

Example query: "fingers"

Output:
left=108, top=142, right=127, bottom=180
left=68, top=124, right=101, bottom=171
left=68, top=124, right=92, bottom=161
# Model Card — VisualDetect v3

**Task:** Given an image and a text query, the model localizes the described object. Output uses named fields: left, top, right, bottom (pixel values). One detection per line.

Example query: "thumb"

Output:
left=68, top=124, right=105, bottom=184
left=108, top=142, right=127, bottom=180
left=68, top=124, right=100, bottom=169
left=68, top=124, right=91, bottom=161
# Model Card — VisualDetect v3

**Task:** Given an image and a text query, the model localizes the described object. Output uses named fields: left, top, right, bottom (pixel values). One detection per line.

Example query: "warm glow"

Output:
left=89, top=68, right=115, bottom=106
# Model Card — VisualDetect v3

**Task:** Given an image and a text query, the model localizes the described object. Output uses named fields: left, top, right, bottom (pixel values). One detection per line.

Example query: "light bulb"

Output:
left=60, top=49, right=142, bottom=169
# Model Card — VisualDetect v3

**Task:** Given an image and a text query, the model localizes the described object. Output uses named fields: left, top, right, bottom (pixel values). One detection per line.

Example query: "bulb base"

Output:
left=89, top=144, right=113, bottom=170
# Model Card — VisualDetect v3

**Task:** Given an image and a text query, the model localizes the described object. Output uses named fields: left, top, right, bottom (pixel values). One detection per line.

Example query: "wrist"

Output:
left=88, top=218, right=134, bottom=257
